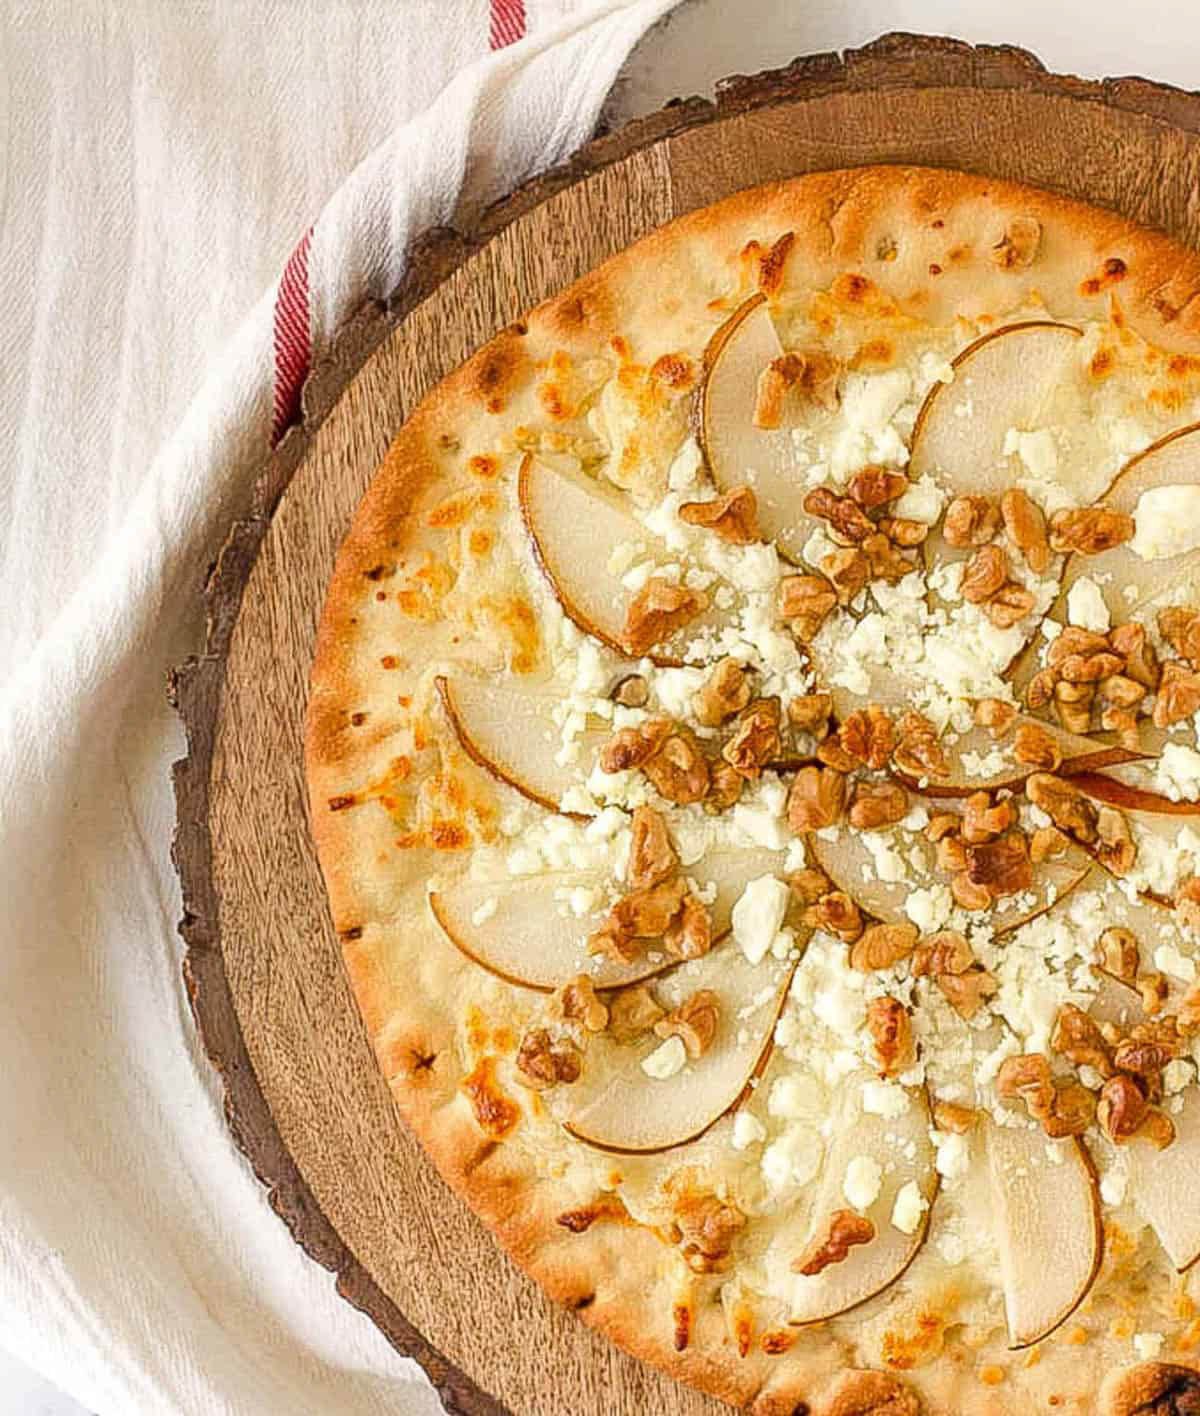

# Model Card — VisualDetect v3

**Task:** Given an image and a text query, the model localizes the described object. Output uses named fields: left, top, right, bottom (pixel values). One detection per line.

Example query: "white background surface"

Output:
left=4, top=1, right=1199, bottom=1413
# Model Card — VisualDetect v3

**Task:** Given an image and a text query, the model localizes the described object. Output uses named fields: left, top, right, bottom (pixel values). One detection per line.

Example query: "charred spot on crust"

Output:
left=1105, top=256, right=1128, bottom=279
left=338, top=925, right=364, bottom=942
left=380, top=655, right=399, bottom=669
left=328, top=793, right=357, bottom=811
left=757, top=231, right=796, bottom=295
left=364, top=563, right=394, bottom=581
left=790, top=1405, right=810, bottom=1416
left=462, top=1139, right=501, bottom=1174
left=928, top=263, right=943, bottom=276
left=567, top=1292, right=596, bottom=1311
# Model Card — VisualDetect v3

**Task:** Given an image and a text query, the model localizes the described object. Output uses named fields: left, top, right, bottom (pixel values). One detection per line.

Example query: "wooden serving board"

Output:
left=171, top=34, right=1200, bottom=1416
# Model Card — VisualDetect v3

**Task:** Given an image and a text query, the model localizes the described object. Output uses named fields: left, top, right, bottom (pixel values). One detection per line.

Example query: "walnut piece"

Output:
left=515, top=1028, right=582, bottom=1090
left=850, top=921, right=919, bottom=972
left=663, top=891, right=713, bottom=961
left=867, top=995, right=914, bottom=1076
left=1054, top=678, right=1096, bottom=734
left=1155, top=661, right=1200, bottom=729
left=936, top=968, right=999, bottom=1020
left=975, top=697, right=1018, bottom=737
left=847, top=466, right=909, bottom=509
left=862, top=531, right=916, bottom=584
left=705, top=760, right=744, bottom=813
left=878, top=515, right=929, bottom=548
left=961, top=544, right=1010, bottom=603
left=1026, top=772, right=1099, bottom=843
left=822, top=546, right=871, bottom=604
left=678, top=485, right=760, bottom=544
left=722, top=696, right=782, bottom=779
left=1030, top=825, right=1069, bottom=863
left=599, top=718, right=671, bottom=773
left=893, top=710, right=948, bottom=778
left=804, top=889, right=864, bottom=943
left=693, top=657, right=752, bottom=728
left=944, top=494, right=1002, bottom=547
left=1048, top=506, right=1135, bottom=554
left=787, top=765, right=846, bottom=833
left=1100, top=926, right=1140, bottom=982
left=986, top=582, right=1037, bottom=628
left=1112, top=621, right=1161, bottom=689
left=627, top=806, right=678, bottom=891
left=839, top=704, right=895, bottom=769
left=610, top=673, right=648, bottom=708
left=671, top=1188, right=746, bottom=1273
left=960, top=790, right=1014, bottom=843
left=1097, top=1074, right=1149, bottom=1142
left=803, top=486, right=874, bottom=543
left=642, top=728, right=710, bottom=805
left=621, top=578, right=708, bottom=657
left=911, top=929, right=974, bottom=978
left=792, top=1209, right=876, bottom=1276
left=1096, top=804, right=1137, bottom=877
left=779, top=573, right=838, bottom=641
left=932, top=1100, right=978, bottom=1134
left=1001, top=488, right=1051, bottom=573
left=1051, top=1002, right=1114, bottom=1078
left=848, top=780, right=908, bottom=829
left=753, top=349, right=840, bottom=428
left=997, top=1052, right=1094, bottom=1137
left=787, top=691, right=833, bottom=737
left=1159, top=606, right=1200, bottom=666
left=965, top=833, right=1033, bottom=897
left=608, top=984, right=666, bottom=1042
left=1013, top=720, right=1063, bottom=770
left=654, top=989, right=721, bottom=1059
left=550, top=976, right=609, bottom=1033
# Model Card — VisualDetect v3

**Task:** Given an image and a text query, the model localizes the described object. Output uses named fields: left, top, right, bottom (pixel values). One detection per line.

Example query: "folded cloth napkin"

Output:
left=0, top=2, right=677, bottom=1412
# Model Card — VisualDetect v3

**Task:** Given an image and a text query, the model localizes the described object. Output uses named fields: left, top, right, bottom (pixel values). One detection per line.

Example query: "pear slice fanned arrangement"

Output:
left=1128, top=1086, right=1200, bottom=1271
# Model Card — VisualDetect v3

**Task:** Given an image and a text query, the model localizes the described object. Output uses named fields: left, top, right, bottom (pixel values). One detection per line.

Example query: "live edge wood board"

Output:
left=171, top=33, right=1200, bottom=1416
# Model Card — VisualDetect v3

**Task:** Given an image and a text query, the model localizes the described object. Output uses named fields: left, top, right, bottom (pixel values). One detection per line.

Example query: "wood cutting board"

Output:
left=171, top=33, right=1200, bottom=1416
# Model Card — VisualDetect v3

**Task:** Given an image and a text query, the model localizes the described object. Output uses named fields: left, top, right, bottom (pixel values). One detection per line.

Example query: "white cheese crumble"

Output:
left=761, top=1124, right=823, bottom=1191
left=1100, top=1165, right=1128, bottom=1207
left=1066, top=576, right=1110, bottom=634
left=1153, top=743, right=1200, bottom=803
left=843, top=1154, right=883, bottom=1212
left=731, top=1111, right=767, bottom=1150
left=931, top=1129, right=970, bottom=1181
left=1155, top=943, right=1198, bottom=983
left=732, top=875, right=790, bottom=964
left=892, top=474, right=945, bottom=524
left=641, top=1035, right=687, bottom=1080
left=890, top=1180, right=927, bottom=1235
left=1004, top=426, right=1059, bottom=483
left=1131, top=485, right=1200, bottom=561
left=1133, top=1331, right=1165, bottom=1362
left=470, top=897, right=498, bottom=926
left=861, top=1079, right=911, bottom=1119
left=904, top=884, right=953, bottom=933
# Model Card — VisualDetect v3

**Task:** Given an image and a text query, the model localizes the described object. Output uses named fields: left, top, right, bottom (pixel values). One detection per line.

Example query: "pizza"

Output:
left=305, top=166, right=1200, bottom=1415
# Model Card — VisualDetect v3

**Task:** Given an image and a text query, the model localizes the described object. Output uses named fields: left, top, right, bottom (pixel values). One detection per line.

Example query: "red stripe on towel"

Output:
left=489, top=0, right=526, bottom=49
left=271, top=227, right=313, bottom=446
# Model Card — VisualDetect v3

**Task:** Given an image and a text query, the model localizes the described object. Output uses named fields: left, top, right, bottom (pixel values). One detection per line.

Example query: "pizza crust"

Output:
left=307, top=167, right=1200, bottom=1413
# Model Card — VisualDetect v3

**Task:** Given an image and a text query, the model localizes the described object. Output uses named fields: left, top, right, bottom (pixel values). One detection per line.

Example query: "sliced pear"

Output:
left=809, top=826, right=1091, bottom=936
left=698, top=295, right=831, bottom=563
left=1128, top=1085, right=1200, bottom=1270
left=987, top=1121, right=1102, bottom=1348
left=563, top=939, right=800, bottom=1153
left=430, top=847, right=788, bottom=993
left=788, top=1086, right=937, bottom=1325
left=436, top=673, right=600, bottom=817
left=1071, top=766, right=1200, bottom=818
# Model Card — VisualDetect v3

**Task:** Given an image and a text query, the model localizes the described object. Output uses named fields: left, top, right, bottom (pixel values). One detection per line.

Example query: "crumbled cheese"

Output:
left=667, top=436, right=702, bottom=490
left=1100, top=1166, right=1128, bottom=1207
left=828, top=369, right=912, bottom=480
left=1164, top=1058, right=1195, bottom=1094
left=732, top=875, right=790, bottom=964
left=932, top=1129, right=970, bottom=1180
left=904, top=884, right=953, bottom=934
left=1131, top=485, right=1200, bottom=561
left=861, top=1079, right=911, bottom=1119
left=1133, top=1331, right=1165, bottom=1362
left=1153, top=743, right=1200, bottom=803
left=1155, top=942, right=1198, bottom=983
left=891, top=1180, right=927, bottom=1235
left=652, top=666, right=704, bottom=720
left=1004, top=426, right=1059, bottom=482
left=843, top=1154, right=883, bottom=1212
left=1066, top=576, right=1110, bottom=634
left=470, top=897, right=498, bottom=926
left=761, top=1124, right=823, bottom=1190
left=769, top=1073, right=826, bottom=1119
left=641, top=1035, right=687, bottom=1080
left=892, top=475, right=945, bottom=525
left=731, top=1111, right=767, bottom=1150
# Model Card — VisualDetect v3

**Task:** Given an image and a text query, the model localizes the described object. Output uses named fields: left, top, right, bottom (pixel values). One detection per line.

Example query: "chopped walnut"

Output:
left=605, top=878, right=688, bottom=942
left=849, top=921, right=919, bottom=972
left=1179, top=982, right=1200, bottom=1033
left=935, top=833, right=968, bottom=873
left=1048, top=626, right=1111, bottom=667
left=642, top=728, right=710, bottom=805
left=816, top=736, right=860, bottom=772
left=803, top=486, right=873, bottom=543
left=821, top=546, right=871, bottom=605
left=515, top=1028, right=582, bottom=1090
left=788, top=867, right=834, bottom=904
left=878, top=516, right=929, bottom=548
left=1099, top=673, right=1147, bottom=709
left=621, top=578, right=708, bottom=657
left=1154, top=661, right=1200, bottom=729
left=1138, top=972, right=1171, bottom=1016
left=787, top=765, right=846, bottom=833
left=965, top=833, right=1033, bottom=897
left=551, top=976, right=609, bottom=1033
left=950, top=871, right=992, bottom=912
left=1043, top=1081, right=1098, bottom=1139
left=679, top=485, right=760, bottom=544
left=1013, top=720, right=1063, bottom=771
left=993, top=215, right=1041, bottom=269
left=848, top=781, right=909, bottom=829
left=847, top=466, right=909, bottom=509
left=1051, top=1003, right=1114, bottom=1078
left=608, top=984, right=666, bottom=1042
left=1048, top=506, right=1135, bottom=554
left=1025, top=667, right=1059, bottom=711
left=932, top=1100, right=978, bottom=1134
left=1099, top=926, right=1140, bottom=982
left=779, top=573, right=838, bottom=641
left=926, top=811, right=960, bottom=843
left=839, top=704, right=895, bottom=770
left=961, top=791, right=1014, bottom=843
left=705, top=760, right=745, bottom=812
left=911, top=929, right=974, bottom=977
left=1097, top=1074, right=1149, bottom=1143
left=1053, top=678, right=1095, bottom=735
left=1159, top=606, right=1200, bottom=667
left=654, top=989, right=721, bottom=1059
left=693, top=658, right=752, bottom=727
left=753, top=349, right=840, bottom=428
left=793, top=1209, right=876, bottom=1276
left=1030, top=825, right=1070, bottom=863
left=663, top=891, right=713, bottom=961
left=1059, top=650, right=1124, bottom=684
left=1101, top=705, right=1142, bottom=751
left=610, top=673, right=648, bottom=708
left=1110, top=621, right=1161, bottom=689
left=1113, top=1036, right=1176, bottom=1086
left=628, top=806, right=678, bottom=891
left=599, top=718, right=672, bottom=773
left=867, top=996, right=914, bottom=1076
left=975, top=698, right=1018, bottom=737
left=997, top=1053, right=1056, bottom=1116
left=893, top=710, right=947, bottom=778
left=961, top=544, right=1010, bottom=604
left=1096, top=805, right=1136, bottom=877
left=1026, top=773, right=1099, bottom=844
left=936, top=968, right=999, bottom=1020
left=862, top=531, right=916, bottom=584
left=944, top=495, right=1002, bottom=548
left=987, top=582, right=1037, bottom=629
left=672, top=1188, right=746, bottom=1273
left=804, top=889, right=865, bottom=943
left=787, top=691, right=833, bottom=738
left=722, top=697, right=782, bottom=779
left=1001, top=488, right=1051, bottom=573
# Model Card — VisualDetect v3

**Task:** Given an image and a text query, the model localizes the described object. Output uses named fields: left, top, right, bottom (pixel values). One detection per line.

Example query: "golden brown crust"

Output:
left=1101, top=1362, right=1200, bottom=1415
left=306, top=166, right=1200, bottom=1412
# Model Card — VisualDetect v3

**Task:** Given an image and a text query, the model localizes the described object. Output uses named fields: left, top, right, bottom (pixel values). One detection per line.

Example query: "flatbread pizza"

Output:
left=306, top=166, right=1200, bottom=1414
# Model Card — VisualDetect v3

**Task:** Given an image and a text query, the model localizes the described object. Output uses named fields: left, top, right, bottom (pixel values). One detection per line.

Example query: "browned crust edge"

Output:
left=172, top=33, right=1200, bottom=1416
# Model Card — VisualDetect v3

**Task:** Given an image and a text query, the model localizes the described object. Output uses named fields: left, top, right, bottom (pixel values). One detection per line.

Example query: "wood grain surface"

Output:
left=172, top=34, right=1200, bottom=1416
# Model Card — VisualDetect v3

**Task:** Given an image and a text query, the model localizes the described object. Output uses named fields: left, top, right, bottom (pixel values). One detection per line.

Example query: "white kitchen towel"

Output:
left=0, top=2, right=678, bottom=1413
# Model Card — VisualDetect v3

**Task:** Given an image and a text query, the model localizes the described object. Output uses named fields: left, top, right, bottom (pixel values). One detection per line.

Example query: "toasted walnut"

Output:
left=610, top=673, right=648, bottom=707
left=937, top=968, right=999, bottom=1020
left=1096, top=805, right=1137, bottom=878
left=1154, top=661, right=1200, bottom=729
left=926, top=811, right=960, bottom=843
left=1012, top=720, right=1063, bottom=771
left=1048, top=626, right=1112, bottom=667
left=1097, top=1074, right=1149, bottom=1142
left=862, top=531, right=916, bottom=584
left=840, top=704, right=895, bottom=769
left=622, top=578, right=707, bottom=657
left=1100, top=673, right=1147, bottom=709
left=1101, top=1360, right=1200, bottom=1416
left=1051, top=1003, right=1114, bottom=1077
left=805, top=890, right=864, bottom=942
left=998, top=1053, right=1056, bottom=1116
left=893, top=710, right=947, bottom=778
left=787, top=691, right=833, bottom=737
left=1099, top=926, right=1140, bottom=982
left=1054, top=678, right=1096, bottom=734
left=673, top=1189, right=746, bottom=1273
left=848, top=781, right=909, bottom=829
left=878, top=516, right=929, bottom=547
left=821, top=546, right=872, bottom=605
left=966, top=834, right=1033, bottom=897
left=848, top=466, right=909, bottom=509
left=793, top=1209, right=876, bottom=1276
left=1159, top=607, right=1200, bottom=667
left=655, top=989, right=721, bottom=1060
left=787, top=765, right=846, bottom=833
left=850, top=921, right=919, bottom=972
left=962, top=547, right=1010, bottom=607
left=932, top=1100, right=978, bottom=1134
left=779, top=573, right=838, bottom=641
left=663, top=891, right=713, bottom=961
left=1025, top=666, right=1059, bottom=711
left=1113, top=1036, right=1175, bottom=1086
left=602, top=878, right=688, bottom=947
left=936, top=833, right=968, bottom=873
left=804, top=486, right=873, bottom=543
left=1178, top=983, right=1200, bottom=1035
left=1026, top=773, right=1099, bottom=843
left=867, top=996, right=914, bottom=1076
left=627, top=806, right=678, bottom=891
left=1138, top=972, right=1171, bottom=1016
left=722, top=697, right=782, bottom=779
left=950, top=871, right=992, bottom=912
left=1001, top=488, right=1051, bottom=573
left=679, top=485, right=760, bottom=544
left=787, top=866, right=834, bottom=904
left=600, top=718, right=671, bottom=773
left=993, top=215, right=1041, bottom=269
left=961, top=791, right=1014, bottom=843
left=944, top=494, right=1002, bottom=548
left=551, top=976, right=609, bottom=1033
left=1044, top=1081, right=1098, bottom=1139
left=1030, top=825, right=1070, bottom=863
left=911, top=929, right=973, bottom=977
left=1060, top=650, right=1124, bottom=684
left=753, top=349, right=840, bottom=428
left=1111, top=620, right=1161, bottom=689
left=988, top=582, right=1037, bottom=628
left=1102, top=705, right=1143, bottom=751
left=975, top=698, right=1018, bottom=737
left=643, top=729, right=710, bottom=805
left=693, top=658, right=752, bottom=728
left=705, top=759, right=744, bottom=812
left=1048, top=506, right=1135, bottom=554
left=1140, top=1110, right=1178, bottom=1150
left=817, top=736, right=860, bottom=772
left=515, top=1028, right=582, bottom=1090
left=608, top=984, right=666, bottom=1042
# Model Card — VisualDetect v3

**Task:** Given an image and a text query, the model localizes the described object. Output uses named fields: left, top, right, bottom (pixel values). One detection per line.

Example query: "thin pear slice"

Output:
left=1128, top=1086, right=1200, bottom=1270
left=519, top=455, right=734, bottom=665
left=788, top=1086, right=936, bottom=1326
left=430, top=847, right=788, bottom=993
left=809, top=827, right=1092, bottom=936
left=1071, top=766, right=1200, bottom=818
left=910, top=321, right=1094, bottom=498
left=437, top=673, right=600, bottom=817
left=987, top=1121, right=1102, bottom=1348
left=563, top=940, right=799, bottom=1153
left=698, top=295, right=831, bottom=562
